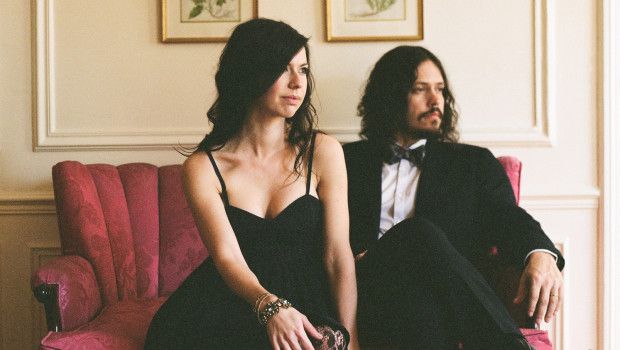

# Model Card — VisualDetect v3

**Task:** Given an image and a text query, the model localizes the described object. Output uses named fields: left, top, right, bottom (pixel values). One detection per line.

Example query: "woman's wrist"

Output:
left=253, top=292, right=272, bottom=314
left=258, top=298, right=292, bottom=325
left=253, top=292, right=282, bottom=324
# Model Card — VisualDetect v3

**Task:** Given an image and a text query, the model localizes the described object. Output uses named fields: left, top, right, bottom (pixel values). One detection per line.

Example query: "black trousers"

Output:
left=356, top=218, right=522, bottom=349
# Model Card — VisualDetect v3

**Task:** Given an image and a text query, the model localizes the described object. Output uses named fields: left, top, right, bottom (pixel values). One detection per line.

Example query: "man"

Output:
left=344, top=46, right=564, bottom=349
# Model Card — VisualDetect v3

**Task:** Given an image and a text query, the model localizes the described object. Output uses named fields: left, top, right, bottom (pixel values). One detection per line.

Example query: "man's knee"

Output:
left=391, top=217, right=451, bottom=247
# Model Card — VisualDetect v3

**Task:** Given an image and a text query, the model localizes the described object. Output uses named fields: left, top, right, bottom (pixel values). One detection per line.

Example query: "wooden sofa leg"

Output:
left=33, top=284, right=62, bottom=332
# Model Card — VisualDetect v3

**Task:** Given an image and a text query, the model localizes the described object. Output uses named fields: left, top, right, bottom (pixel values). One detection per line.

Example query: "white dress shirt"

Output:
left=377, top=139, right=557, bottom=263
left=378, top=139, right=426, bottom=239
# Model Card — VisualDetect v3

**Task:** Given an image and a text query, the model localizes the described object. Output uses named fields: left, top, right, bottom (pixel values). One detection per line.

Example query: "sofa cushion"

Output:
left=40, top=298, right=166, bottom=350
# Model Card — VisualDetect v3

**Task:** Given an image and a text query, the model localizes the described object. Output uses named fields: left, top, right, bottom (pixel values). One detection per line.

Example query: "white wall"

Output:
left=0, top=1, right=601, bottom=349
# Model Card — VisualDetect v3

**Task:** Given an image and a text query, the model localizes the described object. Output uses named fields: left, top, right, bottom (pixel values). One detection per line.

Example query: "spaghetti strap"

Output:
left=206, top=151, right=229, bottom=206
left=306, top=132, right=317, bottom=195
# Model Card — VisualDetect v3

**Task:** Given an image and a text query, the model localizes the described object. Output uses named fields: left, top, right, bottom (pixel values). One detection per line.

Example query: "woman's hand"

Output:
left=266, top=307, right=323, bottom=350
left=354, top=250, right=367, bottom=262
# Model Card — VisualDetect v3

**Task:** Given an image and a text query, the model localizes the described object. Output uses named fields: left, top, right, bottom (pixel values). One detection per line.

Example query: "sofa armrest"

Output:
left=31, top=255, right=102, bottom=331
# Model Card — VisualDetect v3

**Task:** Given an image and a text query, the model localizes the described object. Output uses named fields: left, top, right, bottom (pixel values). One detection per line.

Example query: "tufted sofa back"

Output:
left=52, top=161, right=208, bottom=306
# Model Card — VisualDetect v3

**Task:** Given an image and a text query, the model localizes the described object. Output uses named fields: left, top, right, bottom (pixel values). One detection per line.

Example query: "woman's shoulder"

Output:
left=312, top=132, right=345, bottom=175
left=184, top=151, right=210, bottom=172
left=183, top=151, right=220, bottom=188
left=313, top=132, right=342, bottom=154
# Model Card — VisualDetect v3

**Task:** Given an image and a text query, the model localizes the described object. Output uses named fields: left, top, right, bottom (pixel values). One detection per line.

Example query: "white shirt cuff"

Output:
left=524, top=249, right=558, bottom=265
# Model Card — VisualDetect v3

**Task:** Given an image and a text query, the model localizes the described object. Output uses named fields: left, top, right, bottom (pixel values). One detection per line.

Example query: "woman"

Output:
left=145, top=18, right=359, bottom=350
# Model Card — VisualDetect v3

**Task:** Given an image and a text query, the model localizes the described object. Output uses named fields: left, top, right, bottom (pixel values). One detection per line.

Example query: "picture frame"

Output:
left=161, top=0, right=258, bottom=42
left=325, top=0, right=423, bottom=42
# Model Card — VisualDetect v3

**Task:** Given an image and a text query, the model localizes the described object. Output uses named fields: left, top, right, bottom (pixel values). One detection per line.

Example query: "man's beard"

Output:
left=410, top=128, right=441, bottom=141
left=407, top=107, right=443, bottom=140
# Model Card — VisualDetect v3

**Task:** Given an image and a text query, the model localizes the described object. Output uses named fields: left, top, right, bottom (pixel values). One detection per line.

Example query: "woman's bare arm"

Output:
left=184, top=153, right=269, bottom=305
left=314, top=134, right=360, bottom=349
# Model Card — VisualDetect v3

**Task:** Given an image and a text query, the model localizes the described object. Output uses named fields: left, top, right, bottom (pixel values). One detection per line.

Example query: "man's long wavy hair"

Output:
left=195, top=18, right=316, bottom=174
left=357, top=46, right=459, bottom=147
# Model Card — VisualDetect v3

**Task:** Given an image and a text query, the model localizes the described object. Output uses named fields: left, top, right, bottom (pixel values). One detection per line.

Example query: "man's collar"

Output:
left=396, top=139, right=427, bottom=150
left=391, top=139, right=427, bottom=149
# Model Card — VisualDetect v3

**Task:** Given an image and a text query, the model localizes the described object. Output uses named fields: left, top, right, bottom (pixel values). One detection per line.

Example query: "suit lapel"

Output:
left=346, top=140, right=384, bottom=251
left=415, top=141, right=459, bottom=216
left=367, top=145, right=383, bottom=244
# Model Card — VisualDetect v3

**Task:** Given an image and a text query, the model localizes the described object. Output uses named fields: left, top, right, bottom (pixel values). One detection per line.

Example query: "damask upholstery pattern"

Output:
left=117, top=163, right=160, bottom=299
left=40, top=298, right=165, bottom=350
left=34, top=161, right=208, bottom=348
left=87, top=164, right=138, bottom=301
left=52, top=162, right=120, bottom=305
left=158, top=165, right=208, bottom=295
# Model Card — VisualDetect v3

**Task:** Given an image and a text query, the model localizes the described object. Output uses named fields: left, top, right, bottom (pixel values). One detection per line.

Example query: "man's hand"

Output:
left=513, top=252, right=563, bottom=325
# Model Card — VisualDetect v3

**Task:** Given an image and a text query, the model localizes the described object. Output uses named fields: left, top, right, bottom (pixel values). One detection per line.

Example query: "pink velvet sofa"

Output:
left=32, top=162, right=208, bottom=349
left=31, top=157, right=527, bottom=349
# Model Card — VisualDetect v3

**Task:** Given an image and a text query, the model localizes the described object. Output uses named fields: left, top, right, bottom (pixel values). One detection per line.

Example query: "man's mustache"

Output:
left=418, top=107, right=443, bottom=121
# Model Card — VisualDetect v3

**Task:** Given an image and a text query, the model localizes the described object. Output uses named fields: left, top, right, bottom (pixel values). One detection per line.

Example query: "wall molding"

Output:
left=461, top=0, right=555, bottom=147
left=602, top=0, right=619, bottom=348
left=0, top=190, right=598, bottom=215
left=322, top=127, right=360, bottom=144
left=32, top=0, right=204, bottom=151
left=520, top=193, right=600, bottom=210
left=326, top=0, right=556, bottom=147
left=0, top=192, right=55, bottom=215
left=550, top=239, right=571, bottom=350
left=32, top=0, right=555, bottom=150
left=550, top=241, right=567, bottom=350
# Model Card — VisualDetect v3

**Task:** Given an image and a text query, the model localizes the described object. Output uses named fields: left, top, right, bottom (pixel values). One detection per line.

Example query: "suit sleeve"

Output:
left=343, top=142, right=376, bottom=255
left=343, top=144, right=362, bottom=254
left=476, top=148, right=565, bottom=270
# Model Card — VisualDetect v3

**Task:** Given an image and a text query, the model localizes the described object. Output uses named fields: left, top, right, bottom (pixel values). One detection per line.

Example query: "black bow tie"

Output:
left=384, top=144, right=426, bottom=166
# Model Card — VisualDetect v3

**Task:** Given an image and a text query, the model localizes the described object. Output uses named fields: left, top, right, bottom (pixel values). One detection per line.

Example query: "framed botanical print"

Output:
left=325, top=0, right=423, bottom=41
left=161, top=0, right=258, bottom=42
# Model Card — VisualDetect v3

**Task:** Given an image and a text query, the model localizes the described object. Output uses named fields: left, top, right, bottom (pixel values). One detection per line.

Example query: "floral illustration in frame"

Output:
left=325, top=0, right=423, bottom=41
left=161, top=0, right=258, bottom=42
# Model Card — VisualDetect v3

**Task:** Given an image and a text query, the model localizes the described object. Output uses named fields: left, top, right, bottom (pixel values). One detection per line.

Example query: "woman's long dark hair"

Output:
left=195, top=18, right=316, bottom=174
left=357, top=46, right=459, bottom=147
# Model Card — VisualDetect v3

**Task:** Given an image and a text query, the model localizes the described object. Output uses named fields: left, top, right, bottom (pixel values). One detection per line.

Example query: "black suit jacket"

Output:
left=343, top=139, right=564, bottom=270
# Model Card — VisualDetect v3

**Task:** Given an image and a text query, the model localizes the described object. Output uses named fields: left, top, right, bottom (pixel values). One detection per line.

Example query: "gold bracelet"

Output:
left=255, top=294, right=275, bottom=323
left=258, top=298, right=292, bottom=325
left=253, top=292, right=272, bottom=314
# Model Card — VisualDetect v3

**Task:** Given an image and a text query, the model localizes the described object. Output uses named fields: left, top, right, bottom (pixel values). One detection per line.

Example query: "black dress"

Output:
left=144, top=135, right=348, bottom=349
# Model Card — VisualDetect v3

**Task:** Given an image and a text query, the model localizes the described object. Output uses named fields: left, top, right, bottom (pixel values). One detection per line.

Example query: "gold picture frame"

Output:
left=161, top=0, right=258, bottom=43
left=325, top=0, right=423, bottom=42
